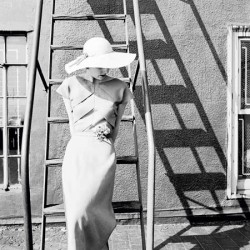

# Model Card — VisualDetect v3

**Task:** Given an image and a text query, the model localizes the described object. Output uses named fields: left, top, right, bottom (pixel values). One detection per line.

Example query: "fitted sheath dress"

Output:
left=56, top=74, right=133, bottom=250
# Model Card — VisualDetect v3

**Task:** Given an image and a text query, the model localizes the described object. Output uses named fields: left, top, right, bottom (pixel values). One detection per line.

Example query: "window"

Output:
left=228, top=25, right=250, bottom=198
left=0, top=33, right=28, bottom=190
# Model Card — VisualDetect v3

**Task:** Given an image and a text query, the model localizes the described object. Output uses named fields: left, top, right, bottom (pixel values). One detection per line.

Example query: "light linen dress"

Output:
left=56, top=74, right=133, bottom=250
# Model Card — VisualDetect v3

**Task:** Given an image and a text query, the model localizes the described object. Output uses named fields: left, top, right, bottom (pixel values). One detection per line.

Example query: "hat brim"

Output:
left=65, top=52, right=136, bottom=74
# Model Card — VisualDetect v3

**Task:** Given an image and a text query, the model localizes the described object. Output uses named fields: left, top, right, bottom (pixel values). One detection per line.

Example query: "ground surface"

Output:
left=1, top=221, right=250, bottom=249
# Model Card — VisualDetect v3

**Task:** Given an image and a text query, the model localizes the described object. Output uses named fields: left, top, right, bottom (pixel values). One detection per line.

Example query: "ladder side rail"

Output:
left=123, top=0, right=131, bottom=77
left=131, top=97, right=147, bottom=250
left=45, top=0, right=55, bottom=194
left=40, top=85, right=52, bottom=250
left=47, top=0, right=56, bottom=132
left=21, top=0, right=44, bottom=249
left=132, top=1, right=156, bottom=250
left=124, top=0, right=146, bottom=244
left=40, top=0, right=56, bottom=249
left=123, top=1, right=146, bottom=248
left=40, top=165, right=48, bottom=250
left=122, top=0, right=137, bottom=164
left=123, top=0, right=135, bottom=158
left=123, top=3, right=146, bottom=245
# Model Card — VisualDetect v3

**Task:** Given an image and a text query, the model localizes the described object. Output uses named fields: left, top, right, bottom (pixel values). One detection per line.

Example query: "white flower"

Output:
left=94, top=123, right=111, bottom=141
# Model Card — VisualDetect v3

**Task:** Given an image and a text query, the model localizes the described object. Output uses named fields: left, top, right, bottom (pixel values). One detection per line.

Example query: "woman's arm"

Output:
left=111, top=102, right=127, bottom=142
left=63, top=97, right=74, bottom=136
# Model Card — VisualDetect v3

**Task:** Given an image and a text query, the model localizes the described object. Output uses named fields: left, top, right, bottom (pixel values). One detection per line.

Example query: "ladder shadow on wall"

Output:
left=131, top=0, right=244, bottom=220
left=129, top=0, right=229, bottom=218
left=85, top=0, right=231, bottom=217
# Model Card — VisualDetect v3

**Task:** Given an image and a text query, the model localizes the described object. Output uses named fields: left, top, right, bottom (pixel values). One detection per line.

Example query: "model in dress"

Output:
left=56, top=37, right=136, bottom=250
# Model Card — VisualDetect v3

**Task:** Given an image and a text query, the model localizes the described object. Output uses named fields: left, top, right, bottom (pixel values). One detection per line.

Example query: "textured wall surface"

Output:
left=1, top=0, right=250, bottom=219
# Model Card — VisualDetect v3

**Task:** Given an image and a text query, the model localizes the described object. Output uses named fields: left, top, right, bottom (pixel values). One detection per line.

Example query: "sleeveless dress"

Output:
left=56, top=74, right=133, bottom=250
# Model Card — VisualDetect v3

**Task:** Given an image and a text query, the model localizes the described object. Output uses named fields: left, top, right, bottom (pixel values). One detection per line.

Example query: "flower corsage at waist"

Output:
left=93, top=123, right=111, bottom=141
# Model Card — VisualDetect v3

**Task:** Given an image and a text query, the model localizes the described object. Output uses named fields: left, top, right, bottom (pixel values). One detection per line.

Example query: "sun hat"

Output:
left=65, top=37, right=136, bottom=74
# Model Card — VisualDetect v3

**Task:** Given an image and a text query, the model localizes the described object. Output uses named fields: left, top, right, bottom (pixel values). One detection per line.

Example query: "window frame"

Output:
left=227, top=25, right=250, bottom=198
left=0, top=31, right=28, bottom=190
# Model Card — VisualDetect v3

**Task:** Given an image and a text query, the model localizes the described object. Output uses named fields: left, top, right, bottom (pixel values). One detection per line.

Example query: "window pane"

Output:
left=239, top=115, right=250, bottom=175
left=0, top=98, right=3, bottom=127
left=6, top=36, right=26, bottom=64
left=0, top=68, right=3, bottom=96
left=0, top=36, right=4, bottom=63
left=0, top=158, right=3, bottom=184
left=8, top=128, right=22, bottom=155
left=8, top=98, right=25, bottom=125
left=7, top=66, right=27, bottom=96
left=241, top=40, right=250, bottom=109
left=239, top=117, right=244, bottom=175
left=9, top=157, right=20, bottom=184
left=0, top=128, right=2, bottom=156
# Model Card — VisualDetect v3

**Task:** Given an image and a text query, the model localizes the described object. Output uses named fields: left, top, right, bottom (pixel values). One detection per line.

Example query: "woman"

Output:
left=56, top=37, right=136, bottom=250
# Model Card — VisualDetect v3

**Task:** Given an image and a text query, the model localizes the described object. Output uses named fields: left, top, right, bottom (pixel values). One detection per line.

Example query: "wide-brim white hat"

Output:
left=65, top=37, right=136, bottom=74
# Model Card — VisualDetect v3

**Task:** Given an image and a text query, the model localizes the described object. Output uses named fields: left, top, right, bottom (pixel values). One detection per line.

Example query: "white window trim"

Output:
left=227, top=25, right=250, bottom=198
left=0, top=32, right=28, bottom=191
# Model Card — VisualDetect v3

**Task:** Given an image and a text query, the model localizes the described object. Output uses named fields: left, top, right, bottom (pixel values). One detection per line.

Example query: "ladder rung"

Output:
left=45, top=155, right=137, bottom=167
left=45, top=158, right=63, bottom=166
left=49, top=77, right=131, bottom=86
left=47, top=114, right=132, bottom=124
left=121, top=115, right=134, bottom=122
left=43, top=204, right=64, bottom=215
left=117, top=156, right=138, bottom=164
left=52, top=14, right=126, bottom=21
left=113, top=201, right=142, bottom=213
left=43, top=201, right=141, bottom=215
left=119, top=77, right=131, bottom=83
left=49, top=79, right=63, bottom=85
left=51, top=44, right=128, bottom=51
left=48, top=117, right=69, bottom=123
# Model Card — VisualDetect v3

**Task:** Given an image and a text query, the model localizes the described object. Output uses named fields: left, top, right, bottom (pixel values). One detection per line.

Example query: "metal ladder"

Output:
left=21, top=0, right=155, bottom=249
left=40, top=1, right=148, bottom=249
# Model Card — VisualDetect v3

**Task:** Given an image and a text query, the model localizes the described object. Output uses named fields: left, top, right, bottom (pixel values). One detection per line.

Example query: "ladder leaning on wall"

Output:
left=21, top=0, right=156, bottom=250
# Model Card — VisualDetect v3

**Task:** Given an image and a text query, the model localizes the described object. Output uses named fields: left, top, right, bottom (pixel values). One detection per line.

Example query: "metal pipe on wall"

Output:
left=21, top=0, right=44, bottom=249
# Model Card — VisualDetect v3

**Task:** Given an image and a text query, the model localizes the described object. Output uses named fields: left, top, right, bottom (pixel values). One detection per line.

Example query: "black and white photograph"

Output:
left=1, top=0, right=250, bottom=249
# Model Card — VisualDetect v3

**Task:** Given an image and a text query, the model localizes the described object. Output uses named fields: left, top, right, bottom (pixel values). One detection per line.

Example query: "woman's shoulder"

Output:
left=100, top=76, right=132, bottom=103
left=63, top=75, right=91, bottom=90
left=62, top=75, right=78, bottom=85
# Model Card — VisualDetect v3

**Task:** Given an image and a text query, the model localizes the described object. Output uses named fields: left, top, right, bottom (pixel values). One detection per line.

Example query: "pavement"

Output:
left=1, top=220, right=250, bottom=249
